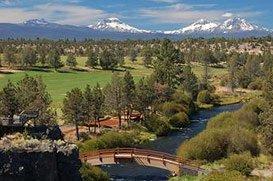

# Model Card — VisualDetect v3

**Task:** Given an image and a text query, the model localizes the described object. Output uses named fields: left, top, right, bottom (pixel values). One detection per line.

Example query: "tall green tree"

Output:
left=104, top=74, right=124, bottom=128
left=86, top=51, right=98, bottom=68
left=176, top=65, right=198, bottom=98
left=134, top=78, right=155, bottom=118
left=115, top=47, right=125, bottom=67
left=140, top=45, right=153, bottom=67
left=92, top=83, right=104, bottom=130
left=66, top=54, right=77, bottom=68
left=3, top=47, right=16, bottom=67
left=16, top=75, right=53, bottom=125
left=99, top=49, right=118, bottom=70
left=153, top=39, right=182, bottom=87
left=122, top=71, right=135, bottom=120
left=63, top=88, right=84, bottom=140
left=129, top=48, right=137, bottom=62
left=47, top=50, right=63, bottom=70
left=0, top=81, right=19, bottom=117
left=19, top=47, right=38, bottom=68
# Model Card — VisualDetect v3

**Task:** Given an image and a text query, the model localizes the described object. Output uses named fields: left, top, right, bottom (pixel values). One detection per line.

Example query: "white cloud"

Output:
left=0, top=0, right=18, bottom=5
left=149, top=0, right=178, bottom=3
left=222, top=12, right=233, bottom=18
left=140, top=3, right=262, bottom=24
left=0, top=3, right=112, bottom=25
left=140, top=3, right=224, bottom=24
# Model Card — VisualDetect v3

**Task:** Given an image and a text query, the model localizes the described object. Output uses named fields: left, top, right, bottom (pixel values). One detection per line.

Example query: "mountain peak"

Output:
left=220, top=17, right=258, bottom=32
left=88, top=17, right=151, bottom=34
left=23, top=18, right=50, bottom=26
left=165, top=19, right=219, bottom=34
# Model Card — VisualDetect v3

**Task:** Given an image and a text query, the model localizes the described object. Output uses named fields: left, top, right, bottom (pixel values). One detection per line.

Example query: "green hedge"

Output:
left=80, top=163, right=109, bottom=181
left=169, top=112, right=190, bottom=128
left=202, top=171, right=245, bottom=181
left=143, top=114, right=171, bottom=136
left=222, top=152, right=255, bottom=176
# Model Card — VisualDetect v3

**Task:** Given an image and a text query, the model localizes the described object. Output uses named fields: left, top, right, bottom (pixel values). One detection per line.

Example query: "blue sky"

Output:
left=0, top=0, right=272, bottom=30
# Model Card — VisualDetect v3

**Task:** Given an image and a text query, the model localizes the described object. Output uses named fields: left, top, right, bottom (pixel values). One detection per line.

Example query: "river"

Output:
left=101, top=103, right=243, bottom=181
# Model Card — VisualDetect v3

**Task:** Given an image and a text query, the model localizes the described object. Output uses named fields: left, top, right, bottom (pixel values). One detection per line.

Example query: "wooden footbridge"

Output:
left=80, top=148, right=206, bottom=176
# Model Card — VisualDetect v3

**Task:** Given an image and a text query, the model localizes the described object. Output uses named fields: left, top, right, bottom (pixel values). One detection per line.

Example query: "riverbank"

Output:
left=100, top=103, right=243, bottom=180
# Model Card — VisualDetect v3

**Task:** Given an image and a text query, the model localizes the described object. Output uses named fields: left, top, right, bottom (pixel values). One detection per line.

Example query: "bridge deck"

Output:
left=80, top=148, right=206, bottom=176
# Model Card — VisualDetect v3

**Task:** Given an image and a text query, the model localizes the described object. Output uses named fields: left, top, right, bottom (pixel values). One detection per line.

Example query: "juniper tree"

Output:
left=0, top=81, right=19, bottom=117
left=66, top=54, right=77, bottom=68
left=86, top=51, right=98, bottom=68
left=47, top=50, right=63, bottom=70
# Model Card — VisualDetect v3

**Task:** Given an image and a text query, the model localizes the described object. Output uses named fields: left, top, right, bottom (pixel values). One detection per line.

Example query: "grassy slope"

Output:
left=0, top=57, right=228, bottom=107
left=0, top=57, right=152, bottom=107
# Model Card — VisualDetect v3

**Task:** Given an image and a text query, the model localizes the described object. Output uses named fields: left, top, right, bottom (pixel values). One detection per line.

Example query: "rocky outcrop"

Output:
left=0, top=125, right=63, bottom=140
left=0, top=134, right=81, bottom=181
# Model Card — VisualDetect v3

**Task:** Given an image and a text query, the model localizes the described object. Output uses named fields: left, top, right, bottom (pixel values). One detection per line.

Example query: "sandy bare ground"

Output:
left=0, top=67, right=23, bottom=73
left=252, top=163, right=273, bottom=178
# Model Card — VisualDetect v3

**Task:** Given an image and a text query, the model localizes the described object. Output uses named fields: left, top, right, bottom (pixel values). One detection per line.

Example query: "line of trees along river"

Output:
left=101, top=103, right=242, bottom=181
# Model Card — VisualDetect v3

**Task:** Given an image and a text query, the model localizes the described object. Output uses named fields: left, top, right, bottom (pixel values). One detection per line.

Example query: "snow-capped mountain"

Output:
left=220, top=17, right=258, bottom=32
left=22, top=19, right=50, bottom=26
left=165, top=17, right=271, bottom=35
left=0, top=17, right=271, bottom=40
left=165, top=19, right=219, bottom=34
left=89, top=17, right=152, bottom=34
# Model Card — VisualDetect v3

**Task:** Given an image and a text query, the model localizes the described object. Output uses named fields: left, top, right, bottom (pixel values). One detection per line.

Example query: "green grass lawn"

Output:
left=0, top=57, right=227, bottom=108
left=0, top=58, right=152, bottom=108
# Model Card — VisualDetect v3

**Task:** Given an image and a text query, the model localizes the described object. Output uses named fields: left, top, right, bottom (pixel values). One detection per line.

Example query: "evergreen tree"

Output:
left=62, top=88, right=84, bottom=140
left=153, top=39, right=182, bottom=87
left=47, top=50, right=63, bottom=70
left=20, top=47, right=37, bottom=68
left=140, top=45, right=153, bottom=67
left=0, top=81, right=19, bottom=117
left=228, top=54, right=239, bottom=91
left=122, top=71, right=135, bottom=120
left=16, top=75, right=53, bottom=125
left=104, top=74, right=124, bottom=128
left=129, top=48, right=137, bottom=62
left=91, top=83, right=104, bottom=133
left=99, top=49, right=118, bottom=70
left=3, top=47, right=16, bottom=67
left=66, top=54, right=77, bottom=68
left=134, top=78, right=155, bottom=118
left=86, top=51, right=98, bottom=68
left=176, top=65, right=198, bottom=98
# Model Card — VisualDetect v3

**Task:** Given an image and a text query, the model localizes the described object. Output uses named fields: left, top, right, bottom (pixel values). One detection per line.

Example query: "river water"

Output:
left=101, top=103, right=243, bottom=181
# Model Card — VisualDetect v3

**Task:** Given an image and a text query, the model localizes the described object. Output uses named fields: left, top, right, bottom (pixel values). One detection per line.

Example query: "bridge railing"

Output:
left=80, top=148, right=188, bottom=163
left=80, top=148, right=206, bottom=174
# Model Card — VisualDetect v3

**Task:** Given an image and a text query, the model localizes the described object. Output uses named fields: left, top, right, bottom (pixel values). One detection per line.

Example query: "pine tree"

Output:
left=122, top=71, right=135, bottom=120
left=104, top=74, right=124, bottom=128
left=153, top=39, right=181, bottom=87
left=92, top=83, right=104, bottom=133
left=140, top=45, right=153, bottom=67
left=62, top=88, right=84, bottom=140
left=16, top=75, right=53, bottom=125
left=0, top=81, right=19, bottom=117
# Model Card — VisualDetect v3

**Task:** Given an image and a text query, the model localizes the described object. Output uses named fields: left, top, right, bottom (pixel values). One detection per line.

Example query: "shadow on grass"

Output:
left=121, top=65, right=135, bottom=70
left=71, top=67, right=89, bottom=72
